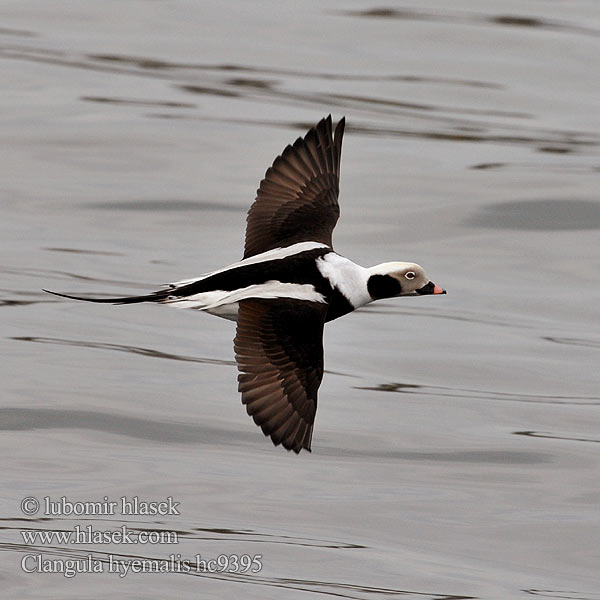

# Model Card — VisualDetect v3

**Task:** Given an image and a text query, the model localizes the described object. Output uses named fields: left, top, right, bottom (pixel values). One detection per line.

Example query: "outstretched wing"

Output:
left=234, top=298, right=327, bottom=453
left=243, top=115, right=345, bottom=259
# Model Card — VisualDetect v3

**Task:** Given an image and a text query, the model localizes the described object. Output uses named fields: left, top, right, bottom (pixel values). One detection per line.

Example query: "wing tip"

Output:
left=269, top=432, right=312, bottom=454
left=310, top=114, right=345, bottom=141
left=317, top=114, right=345, bottom=135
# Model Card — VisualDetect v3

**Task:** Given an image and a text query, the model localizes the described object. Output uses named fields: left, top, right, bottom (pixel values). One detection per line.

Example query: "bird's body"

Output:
left=131, top=242, right=391, bottom=322
left=47, top=116, right=445, bottom=454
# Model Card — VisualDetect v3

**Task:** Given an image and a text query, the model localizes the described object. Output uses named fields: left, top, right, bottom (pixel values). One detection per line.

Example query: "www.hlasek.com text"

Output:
left=22, top=525, right=178, bottom=545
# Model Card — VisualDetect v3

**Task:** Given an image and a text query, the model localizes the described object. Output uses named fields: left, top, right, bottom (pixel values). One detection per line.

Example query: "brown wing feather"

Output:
left=243, top=115, right=345, bottom=259
left=233, top=298, right=326, bottom=453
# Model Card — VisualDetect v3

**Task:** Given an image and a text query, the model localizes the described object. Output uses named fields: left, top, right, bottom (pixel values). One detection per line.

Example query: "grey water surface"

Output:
left=1, top=1, right=599, bottom=598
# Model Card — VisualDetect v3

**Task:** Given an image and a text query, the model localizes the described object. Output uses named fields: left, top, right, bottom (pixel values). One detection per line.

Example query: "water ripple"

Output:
left=542, top=337, right=600, bottom=349
left=0, top=408, right=250, bottom=445
left=0, top=520, right=363, bottom=549
left=0, top=542, right=476, bottom=598
left=81, top=96, right=196, bottom=108
left=0, top=26, right=35, bottom=37
left=44, top=247, right=124, bottom=256
left=3, top=45, right=598, bottom=154
left=87, top=199, right=243, bottom=212
left=9, top=335, right=354, bottom=377
left=359, top=305, right=537, bottom=331
left=523, top=589, right=600, bottom=600
left=357, top=382, right=600, bottom=405
left=466, top=200, right=600, bottom=231
left=88, top=53, right=502, bottom=88
left=0, top=264, right=156, bottom=289
left=185, top=527, right=364, bottom=549
left=342, top=8, right=600, bottom=38
left=0, top=299, right=52, bottom=307
left=10, top=336, right=236, bottom=366
left=514, top=431, right=600, bottom=444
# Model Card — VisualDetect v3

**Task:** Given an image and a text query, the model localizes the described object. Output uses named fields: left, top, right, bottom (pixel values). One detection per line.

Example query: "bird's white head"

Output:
left=366, top=262, right=446, bottom=299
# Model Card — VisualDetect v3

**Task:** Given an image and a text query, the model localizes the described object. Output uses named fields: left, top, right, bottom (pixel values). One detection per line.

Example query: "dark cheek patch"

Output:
left=367, top=274, right=402, bottom=299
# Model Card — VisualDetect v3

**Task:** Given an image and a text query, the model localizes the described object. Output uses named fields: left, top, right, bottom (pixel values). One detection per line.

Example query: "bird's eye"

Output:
left=405, top=271, right=416, bottom=280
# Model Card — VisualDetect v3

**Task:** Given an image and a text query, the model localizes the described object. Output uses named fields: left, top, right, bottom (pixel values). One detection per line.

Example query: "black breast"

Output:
left=324, top=287, right=354, bottom=322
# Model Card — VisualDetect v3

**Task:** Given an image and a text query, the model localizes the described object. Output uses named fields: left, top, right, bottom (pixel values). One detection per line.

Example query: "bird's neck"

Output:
left=316, top=253, right=373, bottom=310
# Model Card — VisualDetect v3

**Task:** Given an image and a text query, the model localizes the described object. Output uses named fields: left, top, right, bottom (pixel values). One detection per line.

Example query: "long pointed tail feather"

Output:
left=42, top=289, right=170, bottom=305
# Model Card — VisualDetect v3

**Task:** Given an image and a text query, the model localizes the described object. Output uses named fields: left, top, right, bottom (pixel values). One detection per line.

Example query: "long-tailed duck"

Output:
left=46, top=116, right=445, bottom=454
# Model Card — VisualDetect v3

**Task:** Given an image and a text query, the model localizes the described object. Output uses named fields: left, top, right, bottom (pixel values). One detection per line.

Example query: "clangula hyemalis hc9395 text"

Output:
left=46, top=116, right=446, bottom=454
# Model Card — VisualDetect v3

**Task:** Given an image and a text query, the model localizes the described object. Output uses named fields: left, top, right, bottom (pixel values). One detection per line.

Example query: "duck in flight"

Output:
left=46, top=116, right=445, bottom=454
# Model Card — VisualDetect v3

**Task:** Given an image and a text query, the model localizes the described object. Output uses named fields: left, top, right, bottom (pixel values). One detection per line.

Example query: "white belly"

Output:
left=162, top=281, right=326, bottom=322
left=204, top=302, right=239, bottom=322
